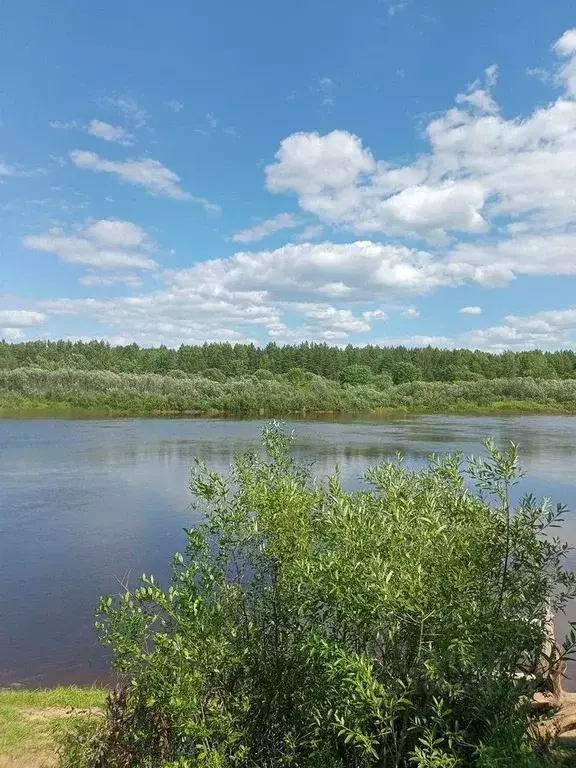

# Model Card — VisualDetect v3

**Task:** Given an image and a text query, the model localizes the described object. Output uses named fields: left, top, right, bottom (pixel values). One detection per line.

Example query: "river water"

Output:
left=2, top=414, right=576, bottom=688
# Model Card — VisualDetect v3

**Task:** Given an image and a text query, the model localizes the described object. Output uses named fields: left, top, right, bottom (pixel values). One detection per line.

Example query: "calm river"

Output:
left=2, top=415, right=576, bottom=688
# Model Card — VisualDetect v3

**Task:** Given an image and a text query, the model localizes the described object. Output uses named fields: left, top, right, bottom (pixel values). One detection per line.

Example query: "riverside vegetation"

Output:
left=51, top=424, right=576, bottom=767
left=4, top=367, right=576, bottom=416
left=4, top=340, right=576, bottom=415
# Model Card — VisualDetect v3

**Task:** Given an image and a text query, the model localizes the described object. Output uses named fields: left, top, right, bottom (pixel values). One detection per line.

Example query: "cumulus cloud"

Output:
left=83, top=219, right=147, bottom=248
left=2, top=328, right=25, bottom=340
left=23, top=219, right=158, bottom=271
left=459, top=309, right=576, bottom=352
left=167, top=99, right=184, bottom=112
left=70, top=150, right=192, bottom=201
left=377, top=308, right=576, bottom=353
left=88, top=120, right=133, bottom=145
left=0, top=310, right=46, bottom=327
left=16, top=29, right=576, bottom=351
left=35, top=240, right=443, bottom=347
left=176, top=241, right=458, bottom=303
left=232, top=213, right=298, bottom=243
left=458, top=306, right=482, bottom=315
left=264, top=29, right=576, bottom=243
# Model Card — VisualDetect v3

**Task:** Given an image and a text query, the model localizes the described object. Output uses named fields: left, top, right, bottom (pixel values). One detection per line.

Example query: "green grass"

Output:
left=0, top=687, right=105, bottom=765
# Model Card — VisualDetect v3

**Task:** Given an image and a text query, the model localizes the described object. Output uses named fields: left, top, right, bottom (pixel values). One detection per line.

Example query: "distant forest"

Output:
left=1, top=339, right=575, bottom=383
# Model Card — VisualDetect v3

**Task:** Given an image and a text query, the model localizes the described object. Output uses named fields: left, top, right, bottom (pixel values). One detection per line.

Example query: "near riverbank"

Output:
left=3, top=368, right=576, bottom=417
left=0, top=687, right=105, bottom=767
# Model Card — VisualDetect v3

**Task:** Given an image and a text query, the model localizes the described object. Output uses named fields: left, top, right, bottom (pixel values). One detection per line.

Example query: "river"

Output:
left=2, top=414, right=576, bottom=688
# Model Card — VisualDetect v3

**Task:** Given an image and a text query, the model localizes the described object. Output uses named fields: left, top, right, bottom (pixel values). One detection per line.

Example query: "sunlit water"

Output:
left=2, top=414, right=576, bottom=688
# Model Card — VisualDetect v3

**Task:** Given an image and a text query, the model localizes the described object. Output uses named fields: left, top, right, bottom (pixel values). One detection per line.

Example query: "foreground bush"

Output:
left=64, top=424, right=576, bottom=767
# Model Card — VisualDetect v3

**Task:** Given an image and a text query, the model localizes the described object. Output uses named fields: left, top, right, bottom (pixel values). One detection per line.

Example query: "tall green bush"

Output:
left=67, top=425, right=576, bottom=767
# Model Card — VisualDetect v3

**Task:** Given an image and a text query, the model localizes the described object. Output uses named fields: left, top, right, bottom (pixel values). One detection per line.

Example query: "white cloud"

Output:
left=23, top=219, right=157, bottom=271
left=167, top=99, right=184, bottom=112
left=232, top=213, right=298, bottom=243
left=191, top=197, right=222, bottom=215
left=84, top=219, right=147, bottom=248
left=555, top=30, right=576, bottom=97
left=102, top=97, right=149, bottom=129
left=179, top=241, right=455, bottom=303
left=459, top=308, right=576, bottom=351
left=88, top=120, right=133, bottom=145
left=458, top=305, right=482, bottom=315
left=70, top=150, right=192, bottom=201
left=267, top=130, right=375, bottom=202
left=263, top=30, right=576, bottom=242
left=2, top=328, right=25, bottom=340
left=32, top=239, right=450, bottom=347
left=49, top=120, right=77, bottom=131
left=402, top=308, right=420, bottom=319
left=316, top=77, right=336, bottom=106
left=455, top=66, right=499, bottom=114
left=447, top=233, right=576, bottom=284
left=388, top=2, right=407, bottom=16
left=295, top=224, right=324, bottom=242
left=0, top=161, right=14, bottom=176
left=80, top=273, right=143, bottom=288
left=375, top=334, right=452, bottom=347
left=377, top=308, right=576, bottom=353
left=554, top=29, right=576, bottom=56
left=206, top=113, right=218, bottom=129
left=362, top=309, right=388, bottom=322
left=0, top=310, right=46, bottom=327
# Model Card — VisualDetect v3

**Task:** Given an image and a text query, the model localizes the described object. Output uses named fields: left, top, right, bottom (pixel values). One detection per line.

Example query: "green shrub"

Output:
left=65, top=425, right=576, bottom=767
left=340, top=364, right=373, bottom=386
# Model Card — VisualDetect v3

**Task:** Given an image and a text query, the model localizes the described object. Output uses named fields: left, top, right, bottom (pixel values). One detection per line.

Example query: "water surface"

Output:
left=2, top=415, right=576, bottom=687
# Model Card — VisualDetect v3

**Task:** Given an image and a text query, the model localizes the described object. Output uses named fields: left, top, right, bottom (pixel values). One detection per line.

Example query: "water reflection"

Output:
left=1, top=415, right=576, bottom=687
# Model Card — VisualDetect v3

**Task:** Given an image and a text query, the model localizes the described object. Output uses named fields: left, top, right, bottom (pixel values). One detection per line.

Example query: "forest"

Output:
left=2, top=339, right=576, bottom=382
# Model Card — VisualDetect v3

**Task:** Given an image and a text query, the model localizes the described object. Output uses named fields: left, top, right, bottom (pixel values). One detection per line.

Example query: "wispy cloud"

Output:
left=88, top=119, right=134, bottom=146
left=167, top=99, right=184, bottom=112
left=70, top=150, right=192, bottom=201
left=101, top=96, right=149, bottom=129
left=49, top=120, right=77, bottom=131
left=23, top=218, right=158, bottom=270
left=316, top=77, right=337, bottom=106
left=195, top=113, right=237, bottom=138
left=388, top=2, right=408, bottom=16
left=0, top=160, right=14, bottom=177
left=295, top=224, right=324, bottom=242
left=458, top=306, right=482, bottom=315
left=233, top=213, right=297, bottom=243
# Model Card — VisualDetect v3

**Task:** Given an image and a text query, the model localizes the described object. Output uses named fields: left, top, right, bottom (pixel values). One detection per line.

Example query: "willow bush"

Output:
left=3, top=368, right=576, bottom=414
left=62, top=424, right=576, bottom=767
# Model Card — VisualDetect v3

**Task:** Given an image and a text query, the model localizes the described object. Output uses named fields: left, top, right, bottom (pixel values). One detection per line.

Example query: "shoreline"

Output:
left=2, top=401, right=576, bottom=418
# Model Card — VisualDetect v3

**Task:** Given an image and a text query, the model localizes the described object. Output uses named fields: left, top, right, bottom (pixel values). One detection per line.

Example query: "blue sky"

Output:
left=2, top=0, right=576, bottom=350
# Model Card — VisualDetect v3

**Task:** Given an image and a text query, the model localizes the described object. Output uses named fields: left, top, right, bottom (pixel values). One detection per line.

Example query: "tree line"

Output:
left=2, top=339, right=576, bottom=383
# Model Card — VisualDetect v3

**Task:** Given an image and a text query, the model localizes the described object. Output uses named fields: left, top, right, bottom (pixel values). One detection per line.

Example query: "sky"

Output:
left=2, top=0, right=576, bottom=352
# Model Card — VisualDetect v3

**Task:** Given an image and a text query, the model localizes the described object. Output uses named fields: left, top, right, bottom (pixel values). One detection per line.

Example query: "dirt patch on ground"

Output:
left=21, top=707, right=101, bottom=723
left=0, top=754, right=57, bottom=768
left=0, top=707, right=102, bottom=768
